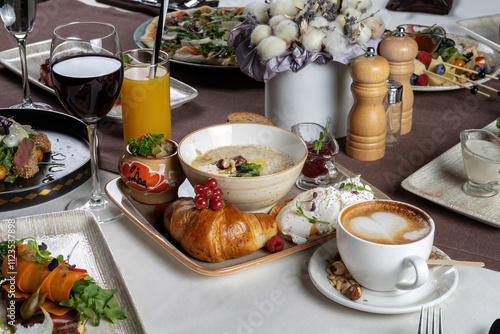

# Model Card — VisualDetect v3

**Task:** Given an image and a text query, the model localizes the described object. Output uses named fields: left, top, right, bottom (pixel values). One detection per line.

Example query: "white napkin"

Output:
left=218, top=0, right=253, bottom=7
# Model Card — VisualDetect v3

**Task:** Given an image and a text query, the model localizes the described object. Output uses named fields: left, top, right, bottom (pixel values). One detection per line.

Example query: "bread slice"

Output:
left=226, top=112, right=274, bottom=126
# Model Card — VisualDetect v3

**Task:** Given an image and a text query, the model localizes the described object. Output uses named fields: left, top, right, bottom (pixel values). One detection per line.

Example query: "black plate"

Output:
left=0, top=109, right=90, bottom=211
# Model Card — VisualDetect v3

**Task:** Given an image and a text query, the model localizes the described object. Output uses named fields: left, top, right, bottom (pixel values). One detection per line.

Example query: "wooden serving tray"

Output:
left=106, top=165, right=389, bottom=275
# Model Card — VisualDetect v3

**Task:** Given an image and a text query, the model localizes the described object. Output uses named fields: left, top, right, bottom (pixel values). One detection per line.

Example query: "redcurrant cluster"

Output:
left=194, top=177, right=225, bottom=211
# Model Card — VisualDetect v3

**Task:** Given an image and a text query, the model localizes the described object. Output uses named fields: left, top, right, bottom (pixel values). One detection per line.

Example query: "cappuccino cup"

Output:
left=337, top=200, right=434, bottom=292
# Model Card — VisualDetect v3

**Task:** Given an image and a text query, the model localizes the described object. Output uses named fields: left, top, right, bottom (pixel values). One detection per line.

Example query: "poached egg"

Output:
left=276, top=175, right=374, bottom=245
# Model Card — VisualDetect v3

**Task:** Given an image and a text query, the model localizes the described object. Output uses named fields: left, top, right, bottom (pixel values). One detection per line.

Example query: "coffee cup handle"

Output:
left=395, top=255, right=429, bottom=290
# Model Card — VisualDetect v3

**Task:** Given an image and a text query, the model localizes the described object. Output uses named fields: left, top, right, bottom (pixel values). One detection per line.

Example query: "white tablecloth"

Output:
left=2, top=0, right=500, bottom=332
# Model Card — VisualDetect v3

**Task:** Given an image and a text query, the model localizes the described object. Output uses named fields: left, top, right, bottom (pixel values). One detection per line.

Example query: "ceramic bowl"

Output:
left=118, top=139, right=185, bottom=204
left=178, top=123, right=308, bottom=212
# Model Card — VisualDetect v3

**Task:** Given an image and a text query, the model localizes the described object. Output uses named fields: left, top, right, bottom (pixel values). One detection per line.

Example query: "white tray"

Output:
left=401, top=121, right=500, bottom=228
left=457, top=14, right=500, bottom=53
left=0, top=210, right=147, bottom=333
left=0, top=39, right=198, bottom=122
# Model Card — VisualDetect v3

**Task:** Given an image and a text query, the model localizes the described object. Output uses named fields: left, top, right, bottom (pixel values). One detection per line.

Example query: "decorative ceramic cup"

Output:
left=460, top=129, right=500, bottom=198
left=337, top=200, right=434, bottom=292
left=291, top=122, right=339, bottom=190
left=118, top=139, right=185, bottom=204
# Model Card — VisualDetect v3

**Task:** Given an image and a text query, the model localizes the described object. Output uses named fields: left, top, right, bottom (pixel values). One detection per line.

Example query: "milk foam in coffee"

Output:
left=341, top=202, right=431, bottom=245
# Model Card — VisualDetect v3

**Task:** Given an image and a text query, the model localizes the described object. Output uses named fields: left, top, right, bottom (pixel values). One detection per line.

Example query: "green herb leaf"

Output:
left=340, top=180, right=374, bottom=194
left=313, top=117, right=332, bottom=154
left=496, top=117, right=500, bottom=129
left=295, top=202, right=330, bottom=225
left=127, top=133, right=168, bottom=157
left=60, top=278, right=127, bottom=326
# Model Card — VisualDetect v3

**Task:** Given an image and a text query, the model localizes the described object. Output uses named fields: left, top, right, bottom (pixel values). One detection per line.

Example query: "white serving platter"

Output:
left=0, top=210, right=147, bottom=333
left=411, top=34, right=500, bottom=92
left=401, top=121, right=500, bottom=228
left=457, top=14, right=500, bottom=53
left=0, top=39, right=198, bottom=122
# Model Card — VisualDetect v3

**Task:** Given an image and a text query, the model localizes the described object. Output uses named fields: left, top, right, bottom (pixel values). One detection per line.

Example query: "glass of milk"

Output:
left=460, top=129, right=500, bottom=197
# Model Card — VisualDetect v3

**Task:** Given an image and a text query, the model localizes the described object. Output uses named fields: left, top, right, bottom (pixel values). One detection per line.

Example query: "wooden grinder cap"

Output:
left=346, top=47, right=389, bottom=161
left=379, top=27, right=419, bottom=135
left=379, top=27, right=419, bottom=62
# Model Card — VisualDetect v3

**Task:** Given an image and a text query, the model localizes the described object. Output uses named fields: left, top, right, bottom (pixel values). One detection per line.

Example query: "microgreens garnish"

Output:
left=338, top=177, right=374, bottom=194
left=496, top=117, right=500, bottom=129
left=296, top=202, right=330, bottom=225
left=313, top=117, right=332, bottom=154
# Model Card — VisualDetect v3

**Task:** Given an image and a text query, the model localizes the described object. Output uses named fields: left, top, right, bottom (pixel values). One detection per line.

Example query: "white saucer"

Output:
left=308, top=239, right=459, bottom=314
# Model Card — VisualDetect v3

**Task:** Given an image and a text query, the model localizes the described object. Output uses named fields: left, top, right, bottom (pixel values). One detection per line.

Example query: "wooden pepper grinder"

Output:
left=346, top=47, right=389, bottom=161
left=379, top=27, right=418, bottom=135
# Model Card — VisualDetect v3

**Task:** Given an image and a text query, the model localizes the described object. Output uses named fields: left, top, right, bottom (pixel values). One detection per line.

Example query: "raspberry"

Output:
left=416, top=51, right=433, bottom=65
left=267, top=235, right=284, bottom=253
left=416, top=73, right=428, bottom=86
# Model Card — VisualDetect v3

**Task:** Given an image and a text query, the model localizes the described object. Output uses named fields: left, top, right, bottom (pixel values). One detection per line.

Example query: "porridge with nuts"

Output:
left=191, top=144, right=294, bottom=177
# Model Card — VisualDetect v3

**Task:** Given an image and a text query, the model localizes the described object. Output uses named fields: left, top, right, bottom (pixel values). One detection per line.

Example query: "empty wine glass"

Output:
left=0, top=0, right=52, bottom=110
left=50, top=21, right=123, bottom=222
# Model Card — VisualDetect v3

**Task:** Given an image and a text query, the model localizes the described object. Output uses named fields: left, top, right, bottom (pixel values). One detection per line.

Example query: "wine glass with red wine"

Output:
left=0, top=0, right=52, bottom=109
left=50, top=21, right=123, bottom=222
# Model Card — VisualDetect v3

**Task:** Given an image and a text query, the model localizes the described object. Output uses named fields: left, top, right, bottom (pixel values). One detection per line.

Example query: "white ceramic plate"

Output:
left=133, top=8, right=240, bottom=69
left=0, top=210, right=147, bottom=333
left=411, top=34, right=500, bottom=92
left=457, top=14, right=500, bottom=53
left=308, top=238, right=459, bottom=314
left=401, top=121, right=500, bottom=228
left=0, top=39, right=199, bottom=122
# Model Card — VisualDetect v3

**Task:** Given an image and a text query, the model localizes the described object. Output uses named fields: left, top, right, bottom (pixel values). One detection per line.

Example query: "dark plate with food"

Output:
left=0, top=109, right=90, bottom=211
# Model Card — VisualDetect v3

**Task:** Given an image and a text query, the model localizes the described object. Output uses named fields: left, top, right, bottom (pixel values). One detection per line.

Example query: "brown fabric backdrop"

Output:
left=1, top=0, right=500, bottom=271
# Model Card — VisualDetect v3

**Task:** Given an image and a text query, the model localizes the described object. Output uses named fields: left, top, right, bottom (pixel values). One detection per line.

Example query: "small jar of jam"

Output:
left=291, top=122, right=339, bottom=190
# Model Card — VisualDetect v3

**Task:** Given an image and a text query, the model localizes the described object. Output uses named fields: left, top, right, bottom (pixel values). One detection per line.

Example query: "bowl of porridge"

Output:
left=178, top=123, right=308, bottom=212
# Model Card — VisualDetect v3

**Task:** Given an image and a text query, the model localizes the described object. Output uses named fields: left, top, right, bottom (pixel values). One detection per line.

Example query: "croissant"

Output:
left=164, top=197, right=278, bottom=262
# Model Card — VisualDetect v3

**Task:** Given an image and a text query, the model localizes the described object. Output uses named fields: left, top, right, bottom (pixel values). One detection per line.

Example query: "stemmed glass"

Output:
left=0, top=0, right=52, bottom=109
left=50, top=21, right=123, bottom=222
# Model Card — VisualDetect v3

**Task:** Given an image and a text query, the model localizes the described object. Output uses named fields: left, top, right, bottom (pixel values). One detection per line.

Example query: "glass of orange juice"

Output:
left=121, top=49, right=171, bottom=144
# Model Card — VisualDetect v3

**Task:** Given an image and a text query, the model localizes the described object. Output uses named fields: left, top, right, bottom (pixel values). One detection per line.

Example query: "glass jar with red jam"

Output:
left=291, top=122, right=339, bottom=190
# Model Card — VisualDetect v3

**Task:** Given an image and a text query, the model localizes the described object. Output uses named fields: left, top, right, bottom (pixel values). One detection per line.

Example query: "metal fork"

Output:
left=418, top=306, right=443, bottom=334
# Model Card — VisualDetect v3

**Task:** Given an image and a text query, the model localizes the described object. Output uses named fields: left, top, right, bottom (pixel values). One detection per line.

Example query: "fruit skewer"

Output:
left=444, top=70, right=500, bottom=95
left=437, top=61, right=498, bottom=80
left=423, top=70, right=490, bottom=97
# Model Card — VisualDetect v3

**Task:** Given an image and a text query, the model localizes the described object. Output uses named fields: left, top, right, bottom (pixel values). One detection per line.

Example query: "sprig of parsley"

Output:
left=313, top=117, right=332, bottom=154
left=295, top=202, right=330, bottom=225
left=127, top=133, right=166, bottom=157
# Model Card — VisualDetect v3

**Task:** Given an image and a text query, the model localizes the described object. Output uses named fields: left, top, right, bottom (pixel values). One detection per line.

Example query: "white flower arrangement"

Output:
left=227, top=0, right=385, bottom=81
